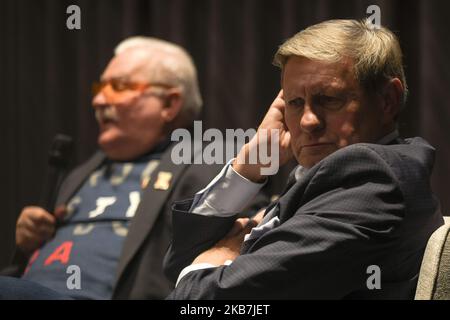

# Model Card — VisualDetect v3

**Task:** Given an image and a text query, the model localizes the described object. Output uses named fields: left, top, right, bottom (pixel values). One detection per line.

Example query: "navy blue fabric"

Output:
left=0, top=276, right=71, bottom=300
left=22, top=152, right=161, bottom=299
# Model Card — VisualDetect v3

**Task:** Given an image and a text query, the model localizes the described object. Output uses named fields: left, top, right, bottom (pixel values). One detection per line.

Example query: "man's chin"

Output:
left=98, top=137, right=141, bottom=161
left=98, top=134, right=122, bottom=155
left=99, top=144, right=127, bottom=161
left=298, top=151, right=334, bottom=169
left=98, top=135, right=114, bottom=149
left=98, top=127, right=123, bottom=145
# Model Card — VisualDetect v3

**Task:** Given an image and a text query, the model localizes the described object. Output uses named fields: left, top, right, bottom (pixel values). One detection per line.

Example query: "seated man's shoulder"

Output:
left=321, top=137, right=435, bottom=173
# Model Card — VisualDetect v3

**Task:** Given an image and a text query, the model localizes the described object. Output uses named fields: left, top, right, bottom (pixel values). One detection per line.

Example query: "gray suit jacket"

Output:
left=165, top=137, right=444, bottom=299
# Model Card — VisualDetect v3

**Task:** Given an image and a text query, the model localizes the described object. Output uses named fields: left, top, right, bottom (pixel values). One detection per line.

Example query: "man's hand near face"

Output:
left=191, top=91, right=293, bottom=267
left=233, top=90, right=293, bottom=183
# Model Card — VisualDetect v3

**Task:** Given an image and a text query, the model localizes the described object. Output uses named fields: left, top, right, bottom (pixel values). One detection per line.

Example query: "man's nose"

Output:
left=300, top=105, right=324, bottom=134
left=92, top=91, right=107, bottom=109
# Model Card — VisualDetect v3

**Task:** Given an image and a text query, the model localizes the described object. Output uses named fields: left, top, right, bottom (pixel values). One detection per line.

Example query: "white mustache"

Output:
left=95, top=105, right=119, bottom=123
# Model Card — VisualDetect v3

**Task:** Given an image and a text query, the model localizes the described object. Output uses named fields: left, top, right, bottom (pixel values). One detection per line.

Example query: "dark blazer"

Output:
left=165, top=137, right=444, bottom=299
left=2, top=142, right=269, bottom=299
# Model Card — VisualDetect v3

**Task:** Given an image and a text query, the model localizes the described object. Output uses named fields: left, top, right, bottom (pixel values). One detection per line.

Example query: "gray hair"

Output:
left=115, top=36, right=202, bottom=128
left=274, top=19, right=408, bottom=107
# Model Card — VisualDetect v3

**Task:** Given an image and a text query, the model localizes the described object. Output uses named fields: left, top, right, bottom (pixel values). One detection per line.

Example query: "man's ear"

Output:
left=381, top=78, right=403, bottom=124
left=161, top=89, right=183, bottom=123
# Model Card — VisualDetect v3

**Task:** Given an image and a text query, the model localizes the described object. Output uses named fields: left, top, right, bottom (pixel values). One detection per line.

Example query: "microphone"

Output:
left=39, top=134, right=73, bottom=214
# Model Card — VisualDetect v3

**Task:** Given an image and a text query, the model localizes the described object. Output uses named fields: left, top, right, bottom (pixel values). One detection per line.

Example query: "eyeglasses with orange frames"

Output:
left=92, top=79, right=172, bottom=102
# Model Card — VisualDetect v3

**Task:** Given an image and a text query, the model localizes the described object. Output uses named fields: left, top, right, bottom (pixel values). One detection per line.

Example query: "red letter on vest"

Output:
left=44, top=241, right=73, bottom=266
left=23, top=250, right=40, bottom=274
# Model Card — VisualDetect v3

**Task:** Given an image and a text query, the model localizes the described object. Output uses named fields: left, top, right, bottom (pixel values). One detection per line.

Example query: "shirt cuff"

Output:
left=175, top=263, right=217, bottom=287
left=190, top=159, right=266, bottom=217
left=175, top=260, right=234, bottom=287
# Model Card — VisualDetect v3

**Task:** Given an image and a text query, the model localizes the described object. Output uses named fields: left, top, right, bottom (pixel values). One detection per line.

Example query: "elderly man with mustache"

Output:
left=1, top=37, right=264, bottom=299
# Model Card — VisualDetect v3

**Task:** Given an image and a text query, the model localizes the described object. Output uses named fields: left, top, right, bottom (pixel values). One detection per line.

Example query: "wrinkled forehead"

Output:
left=282, top=56, right=358, bottom=97
left=101, top=48, right=154, bottom=82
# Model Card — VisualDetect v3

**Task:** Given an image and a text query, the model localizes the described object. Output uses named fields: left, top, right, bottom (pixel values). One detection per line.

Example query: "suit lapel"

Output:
left=241, top=167, right=302, bottom=253
left=55, top=151, right=106, bottom=208
left=241, top=172, right=313, bottom=254
left=114, top=143, right=189, bottom=285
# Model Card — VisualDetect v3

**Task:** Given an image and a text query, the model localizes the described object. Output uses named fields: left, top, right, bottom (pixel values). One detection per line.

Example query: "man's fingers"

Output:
left=28, top=209, right=56, bottom=227
left=16, top=225, right=50, bottom=255
left=227, top=217, right=258, bottom=239
left=227, top=218, right=250, bottom=237
left=277, top=89, right=283, bottom=99
left=244, top=219, right=258, bottom=233
left=54, top=206, right=67, bottom=221
left=21, top=216, right=55, bottom=240
left=36, top=224, right=56, bottom=239
left=252, top=209, right=265, bottom=225
left=270, top=90, right=286, bottom=111
left=17, top=207, right=56, bottom=244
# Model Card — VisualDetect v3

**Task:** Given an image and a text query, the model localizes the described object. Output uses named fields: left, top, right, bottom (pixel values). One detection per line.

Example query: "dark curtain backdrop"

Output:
left=1, top=0, right=449, bottom=268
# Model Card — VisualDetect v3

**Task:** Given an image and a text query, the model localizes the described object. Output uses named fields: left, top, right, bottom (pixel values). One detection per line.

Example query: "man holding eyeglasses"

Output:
left=1, top=37, right=266, bottom=299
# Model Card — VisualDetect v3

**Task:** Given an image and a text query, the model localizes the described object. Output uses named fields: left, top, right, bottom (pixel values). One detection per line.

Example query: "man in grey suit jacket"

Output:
left=164, top=19, right=444, bottom=299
